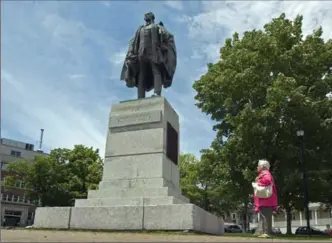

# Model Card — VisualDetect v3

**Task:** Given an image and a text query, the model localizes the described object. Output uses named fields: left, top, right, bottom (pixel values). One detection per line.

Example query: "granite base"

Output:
left=33, top=204, right=224, bottom=235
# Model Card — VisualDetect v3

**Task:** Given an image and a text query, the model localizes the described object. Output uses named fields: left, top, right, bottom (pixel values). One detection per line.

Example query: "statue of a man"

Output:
left=120, top=12, right=177, bottom=98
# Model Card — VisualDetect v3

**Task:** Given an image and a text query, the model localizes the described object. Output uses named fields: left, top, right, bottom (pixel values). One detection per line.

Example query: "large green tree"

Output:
left=193, top=13, right=332, bottom=234
left=207, top=139, right=255, bottom=230
left=4, top=155, right=72, bottom=206
left=66, top=145, right=103, bottom=198
left=4, top=145, right=103, bottom=206
left=179, top=153, right=240, bottom=217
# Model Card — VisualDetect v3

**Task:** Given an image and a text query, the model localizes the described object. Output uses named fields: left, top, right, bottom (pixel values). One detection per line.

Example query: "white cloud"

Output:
left=100, top=1, right=111, bottom=8
left=109, top=49, right=127, bottom=66
left=69, top=74, right=86, bottom=80
left=2, top=2, right=120, bottom=156
left=181, top=1, right=332, bottom=62
left=164, top=1, right=183, bottom=10
left=2, top=69, right=108, bottom=155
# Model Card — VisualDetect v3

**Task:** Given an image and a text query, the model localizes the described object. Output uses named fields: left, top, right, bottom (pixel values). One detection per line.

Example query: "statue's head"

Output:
left=144, top=12, right=155, bottom=23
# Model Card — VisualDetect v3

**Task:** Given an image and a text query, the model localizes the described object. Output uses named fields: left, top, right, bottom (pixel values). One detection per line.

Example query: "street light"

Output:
left=296, top=130, right=311, bottom=237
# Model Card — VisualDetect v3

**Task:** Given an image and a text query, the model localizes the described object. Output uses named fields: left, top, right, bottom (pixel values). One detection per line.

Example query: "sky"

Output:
left=2, top=1, right=332, bottom=158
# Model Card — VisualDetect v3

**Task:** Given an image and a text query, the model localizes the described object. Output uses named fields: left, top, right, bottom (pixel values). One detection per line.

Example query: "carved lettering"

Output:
left=110, top=110, right=162, bottom=128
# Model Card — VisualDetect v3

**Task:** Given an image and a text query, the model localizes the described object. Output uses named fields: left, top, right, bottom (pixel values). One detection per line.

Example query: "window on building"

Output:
left=4, top=210, right=22, bottom=216
left=329, top=210, right=332, bottom=218
left=10, top=150, right=21, bottom=157
left=5, top=194, right=11, bottom=201
left=1, top=162, right=8, bottom=169
left=25, top=144, right=33, bottom=151
left=20, top=181, right=25, bottom=188
left=15, top=180, right=22, bottom=188
left=232, top=213, right=236, bottom=219
left=308, top=210, right=313, bottom=219
left=27, top=212, right=33, bottom=220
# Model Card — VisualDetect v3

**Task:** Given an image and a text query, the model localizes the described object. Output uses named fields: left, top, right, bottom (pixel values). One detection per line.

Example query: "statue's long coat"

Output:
left=120, top=23, right=177, bottom=91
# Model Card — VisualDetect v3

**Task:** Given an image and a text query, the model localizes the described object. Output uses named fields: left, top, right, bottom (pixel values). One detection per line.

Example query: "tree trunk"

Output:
left=82, top=178, right=86, bottom=195
left=242, top=202, right=248, bottom=232
left=203, top=184, right=209, bottom=211
left=286, top=207, right=292, bottom=235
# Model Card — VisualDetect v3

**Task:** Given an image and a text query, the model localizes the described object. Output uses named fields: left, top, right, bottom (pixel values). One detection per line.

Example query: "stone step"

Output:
left=88, top=187, right=172, bottom=199
left=74, top=196, right=186, bottom=207
left=99, top=178, right=172, bottom=190
left=87, top=187, right=190, bottom=203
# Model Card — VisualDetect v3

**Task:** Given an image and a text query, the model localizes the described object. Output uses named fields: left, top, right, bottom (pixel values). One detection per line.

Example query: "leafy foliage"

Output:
left=193, top=13, right=332, bottom=233
left=4, top=145, right=103, bottom=206
left=179, top=152, right=241, bottom=217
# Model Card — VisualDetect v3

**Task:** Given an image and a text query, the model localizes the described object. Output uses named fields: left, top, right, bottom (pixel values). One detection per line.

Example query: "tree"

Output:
left=193, top=13, right=332, bottom=234
left=179, top=153, right=240, bottom=217
left=179, top=153, right=202, bottom=205
left=208, top=139, right=255, bottom=231
left=66, top=145, right=103, bottom=199
left=4, top=145, right=103, bottom=206
left=4, top=156, right=72, bottom=206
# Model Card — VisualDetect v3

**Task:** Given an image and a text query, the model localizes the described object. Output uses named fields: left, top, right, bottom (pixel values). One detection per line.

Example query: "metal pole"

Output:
left=39, top=129, right=44, bottom=151
left=300, top=136, right=311, bottom=236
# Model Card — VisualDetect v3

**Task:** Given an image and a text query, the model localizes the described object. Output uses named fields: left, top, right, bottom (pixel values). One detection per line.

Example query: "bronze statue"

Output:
left=120, top=12, right=177, bottom=98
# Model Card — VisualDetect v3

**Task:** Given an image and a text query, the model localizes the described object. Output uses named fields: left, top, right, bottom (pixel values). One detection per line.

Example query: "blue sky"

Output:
left=2, top=1, right=332, bottom=157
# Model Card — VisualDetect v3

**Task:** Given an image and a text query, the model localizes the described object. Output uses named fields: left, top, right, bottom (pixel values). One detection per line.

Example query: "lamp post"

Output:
left=296, top=130, right=311, bottom=236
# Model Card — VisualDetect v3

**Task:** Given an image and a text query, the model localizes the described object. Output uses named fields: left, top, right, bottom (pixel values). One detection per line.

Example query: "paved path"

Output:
left=1, top=229, right=329, bottom=242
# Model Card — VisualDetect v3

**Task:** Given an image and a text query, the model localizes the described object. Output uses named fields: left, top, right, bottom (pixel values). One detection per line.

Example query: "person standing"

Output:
left=252, top=159, right=278, bottom=238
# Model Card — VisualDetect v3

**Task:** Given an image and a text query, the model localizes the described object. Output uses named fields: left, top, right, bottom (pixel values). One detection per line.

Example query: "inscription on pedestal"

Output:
left=110, top=110, right=162, bottom=128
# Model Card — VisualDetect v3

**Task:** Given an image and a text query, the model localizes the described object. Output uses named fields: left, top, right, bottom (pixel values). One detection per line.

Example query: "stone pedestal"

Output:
left=33, top=97, right=224, bottom=235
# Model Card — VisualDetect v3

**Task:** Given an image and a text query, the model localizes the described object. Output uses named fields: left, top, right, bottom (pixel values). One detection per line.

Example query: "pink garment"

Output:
left=254, top=169, right=278, bottom=212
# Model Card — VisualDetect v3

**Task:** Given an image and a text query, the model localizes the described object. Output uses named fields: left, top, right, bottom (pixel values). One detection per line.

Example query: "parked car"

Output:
left=248, top=227, right=282, bottom=235
left=295, top=226, right=326, bottom=235
left=224, top=224, right=243, bottom=233
left=272, top=228, right=282, bottom=235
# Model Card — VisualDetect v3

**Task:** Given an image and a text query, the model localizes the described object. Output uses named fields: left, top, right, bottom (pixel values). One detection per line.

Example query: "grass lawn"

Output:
left=224, top=233, right=332, bottom=241
left=25, top=228, right=332, bottom=239
left=26, top=228, right=332, bottom=240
